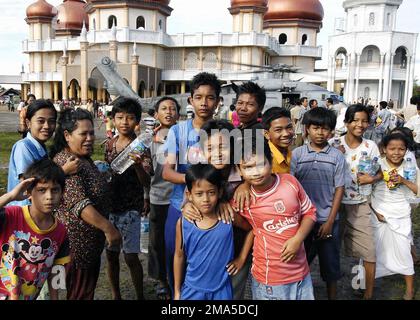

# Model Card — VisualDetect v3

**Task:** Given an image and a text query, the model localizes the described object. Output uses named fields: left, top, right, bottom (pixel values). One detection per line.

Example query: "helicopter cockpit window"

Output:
left=279, top=33, right=287, bottom=45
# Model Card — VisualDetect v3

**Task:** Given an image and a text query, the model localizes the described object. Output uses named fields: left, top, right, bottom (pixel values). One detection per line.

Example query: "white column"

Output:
left=387, top=54, right=395, bottom=101
left=355, top=54, right=361, bottom=102
left=327, top=56, right=333, bottom=91
left=407, top=52, right=416, bottom=106
left=403, top=56, right=412, bottom=107
left=331, top=58, right=337, bottom=93
left=377, top=54, right=385, bottom=104
left=382, top=53, right=391, bottom=101
left=348, top=53, right=356, bottom=103
left=345, top=53, right=352, bottom=102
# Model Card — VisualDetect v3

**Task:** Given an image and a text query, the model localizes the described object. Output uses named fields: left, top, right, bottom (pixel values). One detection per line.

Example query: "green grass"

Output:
left=0, top=132, right=106, bottom=195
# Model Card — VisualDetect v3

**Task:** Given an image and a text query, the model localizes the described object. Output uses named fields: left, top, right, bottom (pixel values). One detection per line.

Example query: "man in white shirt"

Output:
left=405, top=105, right=420, bottom=144
left=290, top=97, right=308, bottom=148
left=398, top=96, right=418, bottom=123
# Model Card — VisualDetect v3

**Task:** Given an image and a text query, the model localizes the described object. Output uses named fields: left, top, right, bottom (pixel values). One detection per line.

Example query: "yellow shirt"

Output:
left=269, top=141, right=291, bottom=174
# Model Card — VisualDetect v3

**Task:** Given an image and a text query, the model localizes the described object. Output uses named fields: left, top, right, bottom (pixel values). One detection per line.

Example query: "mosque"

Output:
left=21, top=0, right=417, bottom=108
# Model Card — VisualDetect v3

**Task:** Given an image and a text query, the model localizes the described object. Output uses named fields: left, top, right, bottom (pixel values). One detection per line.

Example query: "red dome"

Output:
left=56, top=0, right=89, bottom=32
left=26, top=0, right=57, bottom=19
left=231, top=0, right=268, bottom=7
left=265, top=0, right=324, bottom=22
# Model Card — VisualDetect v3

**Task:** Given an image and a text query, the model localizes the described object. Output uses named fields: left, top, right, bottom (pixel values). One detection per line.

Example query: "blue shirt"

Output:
left=290, top=143, right=346, bottom=222
left=182, top=217, right=233, bottom=294
left=7, top=132, right=47, bottom=206
left=164, top=120, right=202, bottom=210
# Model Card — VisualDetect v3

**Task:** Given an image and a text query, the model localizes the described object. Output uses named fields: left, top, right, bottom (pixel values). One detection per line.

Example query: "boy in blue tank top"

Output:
left=173, top=164, right=252, bottom=300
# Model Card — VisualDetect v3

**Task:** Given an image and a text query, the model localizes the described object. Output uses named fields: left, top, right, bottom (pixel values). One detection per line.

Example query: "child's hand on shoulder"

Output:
left=9, top=178, right=36, bottom=202
left=226, top=257, right=246, bottom=276
left=218, top=202, right=237, bottom=224
left=233, top=183, right=253, bottom=212
left=182, top=202, right=202, bottom=222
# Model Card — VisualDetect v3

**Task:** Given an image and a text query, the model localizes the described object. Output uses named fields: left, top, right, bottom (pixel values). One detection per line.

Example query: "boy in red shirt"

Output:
left=235, top=132, right=316, bottom=300
left=0, top=159, right=70, bottom=300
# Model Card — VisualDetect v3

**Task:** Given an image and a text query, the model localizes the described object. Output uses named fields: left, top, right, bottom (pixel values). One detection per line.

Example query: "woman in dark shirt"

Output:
left=50, top=109, right=121, bottom=300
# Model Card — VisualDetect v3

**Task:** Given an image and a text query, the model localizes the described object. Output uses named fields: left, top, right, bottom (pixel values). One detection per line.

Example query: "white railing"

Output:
left=22, top=28, right=322, bottom=60
left=162, top=69, right=266, bottom=81
left=22, top=72, right=62, bottom=82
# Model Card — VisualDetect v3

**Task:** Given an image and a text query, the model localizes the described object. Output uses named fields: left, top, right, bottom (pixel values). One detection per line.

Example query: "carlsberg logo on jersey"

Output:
left=263, top=215, right=299, bottom=235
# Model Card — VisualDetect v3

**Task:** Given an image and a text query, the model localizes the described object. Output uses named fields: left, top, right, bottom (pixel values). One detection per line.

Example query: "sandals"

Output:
left=156, top=285, right=171, bottom=300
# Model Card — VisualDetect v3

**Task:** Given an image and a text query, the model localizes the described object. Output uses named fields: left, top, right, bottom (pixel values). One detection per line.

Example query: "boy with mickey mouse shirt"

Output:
left=0, top=159, right=70, bottom=300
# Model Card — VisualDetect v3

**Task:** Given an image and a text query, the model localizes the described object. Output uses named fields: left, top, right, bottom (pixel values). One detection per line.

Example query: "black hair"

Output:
left=190, top=72, right=221, bottom=98
left=111, top=97, right=142, bottom=122
left=326, top=98, right=334, bottom=105
left=379, top=101, right=388, bottom=109
left=309, top=99, right=318, bottom=107
left=26, top=99, right=57, bottom=121
left=261, top=107, right=291, bottom=130
left=153, top=96, right=181, bottom=114
left=410, top=96, right=418, bottom=105
left=390, top=127, right=415, bottom=151
left=382, top=133, right=409, bottom=149
left=235, top=82, right=266, bottom=110
left=200, top=120, right=237, bottom=166
left=344, top=104, right=369, bottom=124
left=50, top=108, right=94, bottom=158
left=241, top=128, right=272, bottom=165
left=185, top=164, right=223, bottom=192
left=23, top=158, right=65, bottom=193
left=300, top=97, right=308, bottom=104
left=303, top=107, right=337, bottom=131
left=229, top=104, right=235, bottom=111
left=26, top=94, right=36, bottom=101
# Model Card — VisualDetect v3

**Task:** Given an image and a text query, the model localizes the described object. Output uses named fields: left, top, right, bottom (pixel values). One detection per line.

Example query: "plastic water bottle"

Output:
left=110, top=131, right=153, bottom=174
left=140, top=216, right=149, bottom=254
left=358, top=151, right=372, bottom=196
left=404, top=158, right=418, bottom=203
left=369, top=157, right=380, bottom=176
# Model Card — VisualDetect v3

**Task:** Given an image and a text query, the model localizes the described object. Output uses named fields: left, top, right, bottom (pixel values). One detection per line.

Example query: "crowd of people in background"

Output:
left=0, top=72, right=419, bottom=301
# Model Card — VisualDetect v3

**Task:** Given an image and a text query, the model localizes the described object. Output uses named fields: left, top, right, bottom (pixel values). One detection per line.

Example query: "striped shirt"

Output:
left=290, top=143, right=346, bottom=222
left=236, top=174, right=317, bottom=286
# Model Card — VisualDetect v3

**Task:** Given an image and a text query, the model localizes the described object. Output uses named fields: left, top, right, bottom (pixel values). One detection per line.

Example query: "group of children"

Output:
left=1, top=71, right=419, bottom=300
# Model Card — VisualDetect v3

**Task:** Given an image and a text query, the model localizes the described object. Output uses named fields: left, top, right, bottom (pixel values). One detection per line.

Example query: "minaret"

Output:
left=229, top=0, right=268, bottom=33
left=25, top=0, right=57, bottom=99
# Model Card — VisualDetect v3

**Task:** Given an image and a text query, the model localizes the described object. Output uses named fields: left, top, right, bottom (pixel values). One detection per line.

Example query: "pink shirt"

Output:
left=236, top=174, right=317, bottom=286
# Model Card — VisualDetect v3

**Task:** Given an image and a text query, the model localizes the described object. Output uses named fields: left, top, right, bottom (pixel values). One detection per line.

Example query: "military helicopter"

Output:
left=95, top=57, right=340, bottom=115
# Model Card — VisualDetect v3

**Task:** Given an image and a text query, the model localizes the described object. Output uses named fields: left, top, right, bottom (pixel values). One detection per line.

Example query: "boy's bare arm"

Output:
left=162, top=155, right=186, bottom=184
left=173, top=219, right=185, bottom=300
left=281, top=216, right=315, bottom=263
left=227, top=231, right=254, bottom=276
left=0, top=178, right=35, bottom=208
left=318, top=186, right=344, bottom=239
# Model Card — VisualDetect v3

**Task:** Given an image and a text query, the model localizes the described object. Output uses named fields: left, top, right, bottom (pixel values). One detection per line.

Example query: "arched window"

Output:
left=369, top=13, right=375, bottom=26
left=279, top=33, right=287, bottom=45
left=185, top=52, right=199, bottom=69
left=92, top=18, right=96, bottom=30
left=159, top=20, right=163, bottom=30
left=108, top=15, right=117, bottom=29
left=203, top=52, right=217, bottom=69
left=354, top=14, right=358, bottom=26
left=136, top=16, right=145, bottom=30
left=302, top=34, right=308, bottom=45
left=367, top=50, right=373, bottom=63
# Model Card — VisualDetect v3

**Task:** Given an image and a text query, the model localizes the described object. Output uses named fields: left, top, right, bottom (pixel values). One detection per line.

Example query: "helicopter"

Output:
left=95, top=57, right=341, bottom=116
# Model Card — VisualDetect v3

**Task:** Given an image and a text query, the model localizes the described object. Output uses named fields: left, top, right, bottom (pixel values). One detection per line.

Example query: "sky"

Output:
left=0, top=0, right=418, bottom=79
